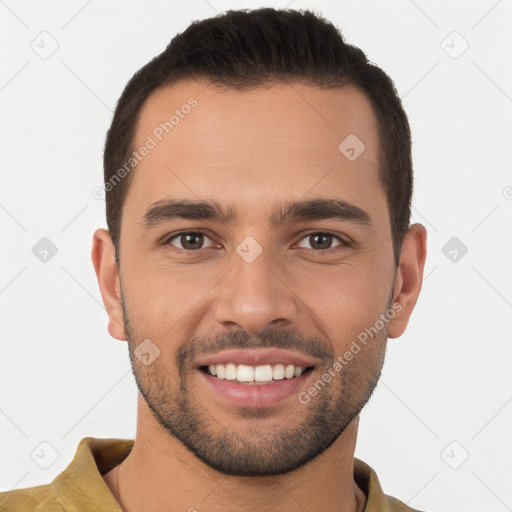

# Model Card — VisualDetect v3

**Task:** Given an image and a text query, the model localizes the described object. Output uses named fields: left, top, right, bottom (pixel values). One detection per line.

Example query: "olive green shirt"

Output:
left=0, top=437, right=423, bottom=511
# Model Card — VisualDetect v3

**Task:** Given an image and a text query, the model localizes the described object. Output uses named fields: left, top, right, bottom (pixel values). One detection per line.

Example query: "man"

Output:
left=1, top=7, right=427, bottom=511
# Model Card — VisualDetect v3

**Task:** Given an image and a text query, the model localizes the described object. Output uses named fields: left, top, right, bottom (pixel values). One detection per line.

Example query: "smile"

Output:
left=202, top=363, right=312, bottom=384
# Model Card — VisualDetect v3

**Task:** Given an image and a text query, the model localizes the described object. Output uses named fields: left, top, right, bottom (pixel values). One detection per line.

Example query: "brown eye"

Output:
left=310, top=233, right=333, bottom=250
left=296, top=232, right=345, bottom=251
left=179, top=233, right=204, bottom=250
left=166, top=231, right=215, bottom=251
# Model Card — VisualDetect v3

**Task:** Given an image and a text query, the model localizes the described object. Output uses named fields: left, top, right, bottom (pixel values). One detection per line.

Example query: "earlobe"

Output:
left=388, top=223, right=427, bottom=339
left=91, top=228, right=127, bottom=341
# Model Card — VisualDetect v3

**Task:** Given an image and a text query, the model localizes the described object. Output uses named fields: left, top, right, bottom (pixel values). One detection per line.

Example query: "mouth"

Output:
left=194, top=349, right=318, bottom=407
left=199, top=363, right=314, bottom=384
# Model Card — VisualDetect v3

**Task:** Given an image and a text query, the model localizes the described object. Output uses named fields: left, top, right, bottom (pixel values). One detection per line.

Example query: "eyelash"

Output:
left=161, top=229, right=351, bottom=255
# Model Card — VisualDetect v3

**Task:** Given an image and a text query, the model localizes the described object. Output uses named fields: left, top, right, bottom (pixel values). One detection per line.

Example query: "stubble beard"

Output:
left=121, top=297, right=389, bottom=476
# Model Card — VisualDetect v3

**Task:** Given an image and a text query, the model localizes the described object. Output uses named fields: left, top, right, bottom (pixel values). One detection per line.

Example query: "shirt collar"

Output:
left=52, top=437, right=408, bottom=512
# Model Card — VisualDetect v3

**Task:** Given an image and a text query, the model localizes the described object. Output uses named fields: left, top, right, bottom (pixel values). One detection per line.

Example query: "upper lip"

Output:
left=194, top=349, right=319, bottom=368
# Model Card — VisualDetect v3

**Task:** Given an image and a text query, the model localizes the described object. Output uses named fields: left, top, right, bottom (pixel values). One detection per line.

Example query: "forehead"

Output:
left=124, top=79, right=384, bottom=226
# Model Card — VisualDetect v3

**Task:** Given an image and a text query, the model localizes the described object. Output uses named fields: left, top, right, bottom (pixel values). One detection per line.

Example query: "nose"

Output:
left=213, top=247, right=299, bottom=334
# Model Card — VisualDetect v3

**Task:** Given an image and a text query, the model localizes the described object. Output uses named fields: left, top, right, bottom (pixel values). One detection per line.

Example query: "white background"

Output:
left=1, top=1, right=511, bottom=511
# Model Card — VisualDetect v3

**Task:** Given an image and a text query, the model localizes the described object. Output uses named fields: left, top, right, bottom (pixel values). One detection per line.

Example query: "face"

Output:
left=97, top=80, right=419, bottom=477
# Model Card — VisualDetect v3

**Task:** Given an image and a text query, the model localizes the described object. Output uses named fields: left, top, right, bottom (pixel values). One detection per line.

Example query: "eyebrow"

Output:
left=139, top=198, right=372, bottom=231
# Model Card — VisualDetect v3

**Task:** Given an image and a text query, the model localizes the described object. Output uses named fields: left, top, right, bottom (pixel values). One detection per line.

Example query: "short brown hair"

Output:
left=103, top=7, right=413, bottom=266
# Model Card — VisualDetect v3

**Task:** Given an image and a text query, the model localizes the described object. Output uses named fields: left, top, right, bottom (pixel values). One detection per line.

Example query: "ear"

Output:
left=388, top=223, right=427, bottom=339
left=91, top=228, right=127, bottom=341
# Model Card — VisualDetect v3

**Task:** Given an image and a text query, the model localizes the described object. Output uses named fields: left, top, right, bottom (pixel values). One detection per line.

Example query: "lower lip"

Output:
left=197, top=369, right=313, bottom=408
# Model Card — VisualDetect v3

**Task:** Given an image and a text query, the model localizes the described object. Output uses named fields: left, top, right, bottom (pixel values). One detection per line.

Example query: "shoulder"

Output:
left=353, top=458, right=425, bottom=512
left=0, top=483, right=63, bottom=511
left=386, top=495, right=422, bottom=512
left=383, top=494, right=426, bottom=512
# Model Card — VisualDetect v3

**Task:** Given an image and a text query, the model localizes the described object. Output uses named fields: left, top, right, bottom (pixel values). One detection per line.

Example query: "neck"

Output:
left=105, top=396, right=366, bottom=512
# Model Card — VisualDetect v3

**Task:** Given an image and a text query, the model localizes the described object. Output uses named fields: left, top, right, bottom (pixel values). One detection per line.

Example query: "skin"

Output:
left=92, top=79, right=427, bottom=512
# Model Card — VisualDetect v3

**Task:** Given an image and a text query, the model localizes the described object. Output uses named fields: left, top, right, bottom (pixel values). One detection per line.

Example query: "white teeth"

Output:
left=225, top=363, right=237, bottom=380
left=205, top=363, right=308, bottom=382
left=236, top=364, right=254, bottom=382
left=284, top=364, right=295, bottom=379
left=272, top=364, right=285, bottom=380
left=254, top=365, right=273, bottom=382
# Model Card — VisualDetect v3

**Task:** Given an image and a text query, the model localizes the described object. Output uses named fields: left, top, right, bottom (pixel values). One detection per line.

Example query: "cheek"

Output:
left=121, top=264, right=221, bottom=356
left=123, top=248, right=217, bottom=315
left=295, top=261, right=392, bottom=346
